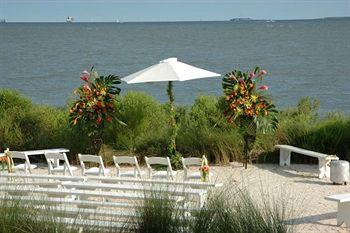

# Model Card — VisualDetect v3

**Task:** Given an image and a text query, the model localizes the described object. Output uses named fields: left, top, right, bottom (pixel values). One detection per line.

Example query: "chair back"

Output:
left=144, top=156, right=174, bottom=179
left=182, top=157, right=202, bottom=181
left=182, top=157, right=202, bottom=167
left=45, top=152, right=74, bottom=176
left=78, top=154, right=107, bottom=176
left=113, top=156, right=142, bottom=178
left=9, top=151, right=33, bottom=174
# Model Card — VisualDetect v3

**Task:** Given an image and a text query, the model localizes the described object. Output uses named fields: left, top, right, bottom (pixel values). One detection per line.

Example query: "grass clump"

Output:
left=191, top=190, right=290, bottom=233
left=134, top=188, right=292, bottom=233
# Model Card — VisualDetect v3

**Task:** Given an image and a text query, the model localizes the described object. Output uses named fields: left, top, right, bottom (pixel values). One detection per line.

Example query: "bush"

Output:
left=271, top=97, right=350, bottom=163
left=177, top=96, right=242, bottom=164
left=105, top=92, right=169, bottom=155
left=0, top=89, right=89, bottom=162
left=1, top=89, right=349, bottom=164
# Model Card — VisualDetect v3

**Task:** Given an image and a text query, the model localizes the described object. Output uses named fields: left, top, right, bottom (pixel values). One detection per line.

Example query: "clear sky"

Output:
left=1, top=0, right=349, bottom=22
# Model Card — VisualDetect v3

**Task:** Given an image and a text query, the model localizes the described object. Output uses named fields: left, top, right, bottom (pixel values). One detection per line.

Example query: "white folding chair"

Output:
left=78, top=154, right=110, bottom=177
left=45, top=152, right=77, bottom=176
left=113, top=156, right=144, bottom=178
left=182, top=157, right=212, bottom=181
left=9, top=151, right=37, bottom=174
left=145, top=156, right=177, bottom=180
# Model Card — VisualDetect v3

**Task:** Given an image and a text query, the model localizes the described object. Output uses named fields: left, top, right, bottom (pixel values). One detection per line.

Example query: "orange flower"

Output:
left=202, top=165, right=209, bottom=172
left=97, top=101, right=102, bottom=108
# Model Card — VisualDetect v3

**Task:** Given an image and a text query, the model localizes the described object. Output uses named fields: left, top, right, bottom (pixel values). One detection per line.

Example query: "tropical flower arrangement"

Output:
left=200, top=155, right=210, bottom=182
left=69, top=67, right=124, bottom=153
left=0, top=148, right=14, bottom=173
left=220, top=67, right=277, bottom=168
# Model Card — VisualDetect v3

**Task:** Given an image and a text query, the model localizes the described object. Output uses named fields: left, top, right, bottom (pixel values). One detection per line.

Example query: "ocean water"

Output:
left=0, top=19, right=349, bottom=114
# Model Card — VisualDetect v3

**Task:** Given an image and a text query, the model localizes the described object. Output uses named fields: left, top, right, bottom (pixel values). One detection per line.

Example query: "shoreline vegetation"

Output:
left=1, top=88, right=349, bottom=165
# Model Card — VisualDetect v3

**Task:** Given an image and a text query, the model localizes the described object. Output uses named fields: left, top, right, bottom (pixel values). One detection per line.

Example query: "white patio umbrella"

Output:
left=122, top=57, right=221, bottom=153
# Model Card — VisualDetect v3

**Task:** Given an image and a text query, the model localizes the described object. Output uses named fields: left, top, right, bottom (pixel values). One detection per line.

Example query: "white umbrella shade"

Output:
left=121, top=57, right=220, bottom=155
left=122, top=58, right=220, bottom=84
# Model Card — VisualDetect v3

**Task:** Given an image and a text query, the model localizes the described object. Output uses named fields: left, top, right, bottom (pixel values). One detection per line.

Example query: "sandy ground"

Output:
left=5, top=162, right=350, bottom=233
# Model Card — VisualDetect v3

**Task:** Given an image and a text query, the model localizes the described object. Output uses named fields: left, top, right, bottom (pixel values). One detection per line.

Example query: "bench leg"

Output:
left=337, top=202, right=350, bottom=226
left=318, top=158, right=329, bottom=179
left=279, top=150, right=291, bottom=166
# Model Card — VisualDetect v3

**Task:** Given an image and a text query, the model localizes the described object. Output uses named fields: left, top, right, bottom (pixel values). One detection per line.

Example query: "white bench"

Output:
left=275, top=145, right=339, bottom=178
left=325, top=193, right=350, bottom=226
left=0, top=173, right=223, bottom=230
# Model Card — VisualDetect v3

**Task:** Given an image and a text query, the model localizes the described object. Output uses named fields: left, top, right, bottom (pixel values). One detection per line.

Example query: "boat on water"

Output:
left=66, top=16, right=74, bottom=23
left=0, top=19, right=6, bottom=23
left=229, top=18, right=252, bottom=22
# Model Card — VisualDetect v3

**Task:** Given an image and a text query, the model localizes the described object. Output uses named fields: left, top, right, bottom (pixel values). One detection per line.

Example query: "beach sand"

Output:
left=13, top=162, right=350, bottom=233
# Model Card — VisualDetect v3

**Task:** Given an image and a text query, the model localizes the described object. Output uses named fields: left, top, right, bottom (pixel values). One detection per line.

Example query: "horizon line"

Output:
left=2, top=16, right=350, bottom=23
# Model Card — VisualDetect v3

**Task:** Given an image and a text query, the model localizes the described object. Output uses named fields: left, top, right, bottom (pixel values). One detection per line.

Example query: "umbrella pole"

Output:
left=167, top=81, right=176, bottom=155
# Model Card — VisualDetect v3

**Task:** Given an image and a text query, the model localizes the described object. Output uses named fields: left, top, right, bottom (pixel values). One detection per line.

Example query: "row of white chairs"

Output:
left=7, top=152, right=211, bottom=181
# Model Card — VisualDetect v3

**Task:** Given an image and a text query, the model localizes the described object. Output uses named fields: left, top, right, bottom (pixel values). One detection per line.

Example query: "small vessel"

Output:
left=0, top=19, right=6, bottom=23
left=230, top=18, right=252, bottom=22
left=66, top=16, right=74, bottom=23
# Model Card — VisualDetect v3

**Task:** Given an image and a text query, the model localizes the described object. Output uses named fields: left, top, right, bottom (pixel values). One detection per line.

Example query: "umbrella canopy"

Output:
left=121, top=57, right=220, bottom=156
left=122, top=57, right=220, bottom=84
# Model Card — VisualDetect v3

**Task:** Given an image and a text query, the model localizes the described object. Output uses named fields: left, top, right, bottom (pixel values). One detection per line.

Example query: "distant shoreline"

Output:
left=1, top=16, right=349, bottom=24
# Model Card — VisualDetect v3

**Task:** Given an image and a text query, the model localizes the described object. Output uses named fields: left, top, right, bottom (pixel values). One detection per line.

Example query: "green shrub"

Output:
left=177, top=96, right=242, bottom=163
left=1, top=89, right=349, bottom=164
left=105, top=92, right=169, bottom=155
left=0, top=89, right=89, bottom=162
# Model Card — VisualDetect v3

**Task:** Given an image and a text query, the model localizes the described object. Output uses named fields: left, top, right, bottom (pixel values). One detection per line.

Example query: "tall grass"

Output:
left=191, top=190, right=290, bottom=233
left=0, top=187, right=292, bottom=233
left=133, top=187, right=292, bottom=233
left=0, top=200, right=81, bottom=233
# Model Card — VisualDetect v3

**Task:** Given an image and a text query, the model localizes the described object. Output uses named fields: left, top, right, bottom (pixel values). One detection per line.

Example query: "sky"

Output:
left=0, top=0, right=349, bottom=22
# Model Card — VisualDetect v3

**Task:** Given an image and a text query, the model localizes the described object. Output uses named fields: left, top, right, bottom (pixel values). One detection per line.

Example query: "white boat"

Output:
left=66, top=16, right=74, bottom=23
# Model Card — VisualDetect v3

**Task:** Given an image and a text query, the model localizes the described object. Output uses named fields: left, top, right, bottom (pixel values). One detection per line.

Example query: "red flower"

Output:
left=259, top=70, right=267, bottom=76
left=80, top=71, right=90, bottom=82
left=96, top=117, right=102, bottom=125
left=259, top=85, right=269, bottom=91
left=106, top=116, right=112, bottom=123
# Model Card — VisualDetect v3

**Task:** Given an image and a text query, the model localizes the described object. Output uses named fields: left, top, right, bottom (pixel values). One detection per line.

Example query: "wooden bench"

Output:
left=0, top=173, right=222, bottom=230
left=275, top=145, right=339, bottom=178
left=325, top=193, right=350, bottom=226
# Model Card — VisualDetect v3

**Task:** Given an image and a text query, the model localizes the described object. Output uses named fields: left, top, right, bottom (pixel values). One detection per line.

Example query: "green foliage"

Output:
left=0, top=89, right=349, bottom=164
left=191, top=189, right=290, bottom=233
left=106, top=91, right=168, bottom=154
left=135, top=194, right=186, bottom=233
left=0, top=187, right=292, bottom=233
left=170, top=151, right=183, bottom=170
left=134, top=188, right=291, bottom=233
left=0, top=200, right=82, bottom=233
left=0, top=89, right=89, bottom=161
left=177, top=96, right=242, bottom=164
